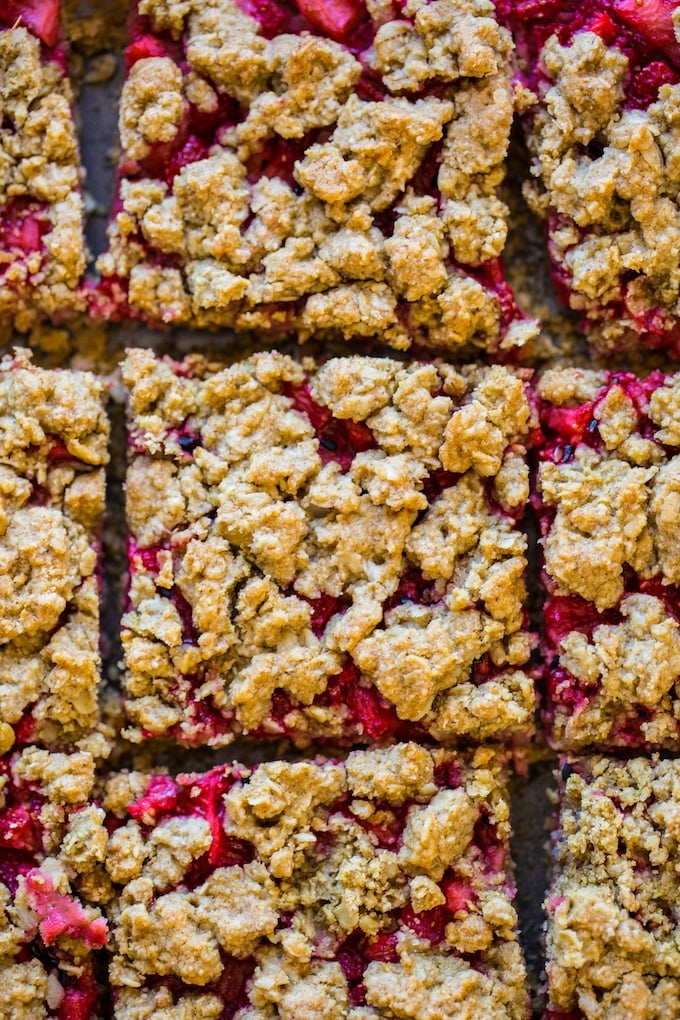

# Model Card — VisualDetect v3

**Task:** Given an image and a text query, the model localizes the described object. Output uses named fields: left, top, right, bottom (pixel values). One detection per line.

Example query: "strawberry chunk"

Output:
left=613, top=0, right=680, bottom=66
left=0, top=804, right=41, bottom=852
left=441, top=874, right=476, bottom=912
left=57, top=982, right=100, bottom=1020
left=294, top=0, right=366, bottom=41
left=125, top=34, right=174, bottom=69
left=0, top=1, right=61, bottom=47
left=128, top=774, right=179, bottom=823
left=24, top=870, right=108, bottom=948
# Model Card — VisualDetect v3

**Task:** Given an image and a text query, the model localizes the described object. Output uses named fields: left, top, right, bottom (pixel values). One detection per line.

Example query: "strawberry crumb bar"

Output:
left=0, top=746, right=109, bottom=1019
left=537, top=367, right=680, bottom=750
left=95, top=0, right=538, bottom=356
left=544, top=755, right=680, bottom=1020
left=104, top=744, right=529, bottom=1020
left=0, top=2, right=89, bottom=329
left=122, top=348, right=536, bottom=748
left=507, top=0, right=680, bottom=355
left=0, top=349, right=109, bottom=753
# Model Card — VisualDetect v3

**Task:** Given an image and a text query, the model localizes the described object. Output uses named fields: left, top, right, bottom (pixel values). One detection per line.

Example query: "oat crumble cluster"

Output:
left=545, top=755, right=680, bottom=1020
left=103, top=745, right=528, bottom=1020
left=0, top=4, right=89, bottom=330
left=537, top=367, right=680, bottom=750
left=508, top=0, right=680, bottom=355
left=94, top=0, right=538, bottom=355
left=121, top=347, right=536, bottom=748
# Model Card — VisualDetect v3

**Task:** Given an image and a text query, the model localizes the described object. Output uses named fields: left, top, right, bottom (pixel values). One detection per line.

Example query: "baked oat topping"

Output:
left=0, top=349, right=109, bottom=751
left=545, top=755, right=680, bottom=1020
left=95, top=0, right=538, bottom=354
left=538, top=367, right=680, bottom=750
left=122, top=348, right=536, bottom=748
left=0, top=7, right=88, bottom=330
left=508, top=0, right=680, bottom=355
left=105, top=745, right=529, bottom=1019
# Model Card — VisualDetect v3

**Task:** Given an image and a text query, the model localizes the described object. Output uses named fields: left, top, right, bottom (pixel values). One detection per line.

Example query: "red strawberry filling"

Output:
left=0, top=0, right=61, bottom=48
left=24, top=870, right=108, bottom=948
left=294, top=0, right=367, bottom=42
left=56, top=974, right=101, bottom=1020
left=235, top=0, right=372, bottom=48
left=285, top=382, right=376, bottom=470
left=0, top=199, right=50, bottom=273
left=612, top=0, right=680, bottom=66
left=0, top=804, right=42, bottom=853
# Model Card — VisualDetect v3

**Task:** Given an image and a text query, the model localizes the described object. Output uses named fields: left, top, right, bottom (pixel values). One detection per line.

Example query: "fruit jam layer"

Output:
left=505, top=0, right=680, bottom=109
left=116, top=758, right=512, bottom=1012
left=1, top=1, right=65, bottom=53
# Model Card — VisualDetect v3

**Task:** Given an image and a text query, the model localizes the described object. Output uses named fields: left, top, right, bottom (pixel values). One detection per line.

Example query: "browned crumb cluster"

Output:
left=0, top=349, right=109, bottom=752
left=97, top=0, right=538, bottom=354
left=122, top=347, right=536, bottom=747
left=546, top=755, right=680, bottom=1019
left=0, top=27, right=88, bottom=329
left=104, top=745, right=529, bottom=1019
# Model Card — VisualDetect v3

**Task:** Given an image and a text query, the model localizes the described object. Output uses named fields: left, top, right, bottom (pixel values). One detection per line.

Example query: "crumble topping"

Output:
left=122, top=349, right=535, bottom=747
left=364, top=943, right=526, bottom=1020
left=540, top=447, right=653, bottom=611
left=106, top=747, right=528, bottom=1019
left=546, top=756, right=680, bottom=1019
left=516, top=7, right=680, bottom=352
left=345, top=744, right=436, bottom=804
left=98, top=0, right=537, bottom=353
left=399, top=788, right=477, bottom=881
left=0, top=960, right=49, bottom=1020
left=557, top=595, right=680, bottom=747
left=0, top=26, right=87, bottom=328
left=538, top=368, right=680, bottom=749
left=0, top=351, right=108, bottom=749
left=119, top=58, right=185, bottom=161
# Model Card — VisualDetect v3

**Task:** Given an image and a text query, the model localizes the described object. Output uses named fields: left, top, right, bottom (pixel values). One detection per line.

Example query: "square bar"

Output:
left=122, top=347, right=536, bottom=748
left=544, top=755, right=680, bottom=1020
left=0, top=349, right=109, bottom=753
left=0, top=746, right=109, bottom=1020
left=95, top=0, right=537, bottom=355
left=0, top=3, right=88, bottom=328
left=104, top=744, right=529, bottom=1019
left=537, top=366, right=680, bottom=750
left=507, top=0, right=680, bottom=355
